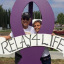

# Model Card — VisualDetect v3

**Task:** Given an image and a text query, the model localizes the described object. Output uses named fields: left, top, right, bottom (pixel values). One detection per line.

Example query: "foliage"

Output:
left=57, top=13, right=64, bottom=25
left=33, top=11, right=42, bottom=19
left=0, top=5, right=11, bottom=29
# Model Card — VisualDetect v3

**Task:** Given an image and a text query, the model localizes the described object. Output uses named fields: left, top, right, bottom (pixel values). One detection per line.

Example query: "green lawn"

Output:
left=0, top=29, right=11, bottom=32
left=49, top=48, right=57, bottom=51
left=0, top=57, right=15, bottom=64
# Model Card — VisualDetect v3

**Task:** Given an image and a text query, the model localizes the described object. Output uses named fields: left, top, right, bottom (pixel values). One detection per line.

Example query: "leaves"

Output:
left=0, top=5, right=11, bottom=29
left=57, top=13, right=64, bottom=25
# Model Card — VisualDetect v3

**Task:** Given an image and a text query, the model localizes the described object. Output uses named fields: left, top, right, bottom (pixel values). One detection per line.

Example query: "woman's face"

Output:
left=33, top=22, right=41, bottom=33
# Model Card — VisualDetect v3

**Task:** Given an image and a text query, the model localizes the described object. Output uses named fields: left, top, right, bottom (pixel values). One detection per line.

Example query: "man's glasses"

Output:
left=22, top=17, right=29, bottom=21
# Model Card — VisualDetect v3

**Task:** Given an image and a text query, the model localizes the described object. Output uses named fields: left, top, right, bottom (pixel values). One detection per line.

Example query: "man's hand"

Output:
left=0, top=35, right=11, bottom=40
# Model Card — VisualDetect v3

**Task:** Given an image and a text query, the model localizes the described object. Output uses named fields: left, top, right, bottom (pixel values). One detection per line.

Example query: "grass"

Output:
left=0, top=29, right=11, bottom=36
left=52, top=59, right=64, bottom=64
left=49, top=48, right=57, bottom=51
left=0, top=29, right=11, bottom=32
left=0, top=57, right=64, bottom=64
left=0, top=57, right=15, bottom=64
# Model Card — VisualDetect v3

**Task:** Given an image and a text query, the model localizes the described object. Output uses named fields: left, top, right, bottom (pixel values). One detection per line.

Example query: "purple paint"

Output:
left=10, top=0, right=55, bottom=64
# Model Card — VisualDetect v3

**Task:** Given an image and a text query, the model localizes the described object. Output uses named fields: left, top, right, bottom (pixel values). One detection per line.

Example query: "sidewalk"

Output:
left=50, top=51, right=64, bottom=59
left=0, top=53, right=15, bottom=58
left=0, top=51, right=64, bottom=59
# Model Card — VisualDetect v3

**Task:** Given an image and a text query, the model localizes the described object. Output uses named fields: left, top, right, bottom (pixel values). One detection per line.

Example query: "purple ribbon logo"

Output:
left=10, top=0, right=54, bottom=64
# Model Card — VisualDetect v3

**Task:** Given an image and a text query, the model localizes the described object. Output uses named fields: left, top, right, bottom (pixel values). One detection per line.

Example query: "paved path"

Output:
left=0, top=53, right=15, bottom=58
left=50, top=51, right=64, bottom=59
left=0, top=51, right=64, bottom=59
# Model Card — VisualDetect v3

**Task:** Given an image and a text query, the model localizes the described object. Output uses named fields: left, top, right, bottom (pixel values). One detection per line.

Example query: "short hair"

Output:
left=32, top=19, right=42, bottom=27
left=32, top=21, right=42, bottom=27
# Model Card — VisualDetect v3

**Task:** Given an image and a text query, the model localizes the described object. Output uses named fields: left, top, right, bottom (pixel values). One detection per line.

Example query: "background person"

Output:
left=32, top=19, right=51, bottom=64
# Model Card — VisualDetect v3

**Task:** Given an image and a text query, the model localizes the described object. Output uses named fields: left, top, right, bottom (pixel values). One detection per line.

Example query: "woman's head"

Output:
left=32, top=19, right=42, bottom=33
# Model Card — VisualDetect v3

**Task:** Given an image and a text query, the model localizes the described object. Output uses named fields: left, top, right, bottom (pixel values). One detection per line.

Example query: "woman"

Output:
left=32, top=19, right=51, bottom=64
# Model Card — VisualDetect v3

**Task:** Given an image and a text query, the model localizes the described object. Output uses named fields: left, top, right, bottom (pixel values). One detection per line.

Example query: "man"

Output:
left=0, top=12, right=35, bottom=64
left=32, top=19, right=51, bottom=64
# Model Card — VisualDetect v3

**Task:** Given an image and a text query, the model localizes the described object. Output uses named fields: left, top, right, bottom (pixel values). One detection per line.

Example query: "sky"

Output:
left=0, top=0, right=64, bottom=20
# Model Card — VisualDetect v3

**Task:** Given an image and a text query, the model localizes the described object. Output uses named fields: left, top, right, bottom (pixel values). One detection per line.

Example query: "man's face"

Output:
left=21, top=18, right=31, bottom=28
left=33, top=22, right=41, bottom=33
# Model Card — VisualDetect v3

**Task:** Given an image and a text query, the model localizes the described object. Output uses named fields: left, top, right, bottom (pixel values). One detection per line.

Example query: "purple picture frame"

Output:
left=10, top=0, right=55, bottom=64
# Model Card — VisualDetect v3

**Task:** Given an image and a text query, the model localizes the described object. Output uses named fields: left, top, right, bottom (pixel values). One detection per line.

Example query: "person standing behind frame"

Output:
left=32, top=19, right=51, bottom=64
left=0, top=12, right=35, bottom=64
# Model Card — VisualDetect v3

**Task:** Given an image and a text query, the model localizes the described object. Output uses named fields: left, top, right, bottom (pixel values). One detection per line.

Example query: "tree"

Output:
left=7, top=9, right=11, bottom=28
left=57, top=13, right=64, bottom=26
left=33, top=11, right=41, bottom=19
left=0, top=5, right=11, bottom=29
left=0, top=5, right=3, bottom=27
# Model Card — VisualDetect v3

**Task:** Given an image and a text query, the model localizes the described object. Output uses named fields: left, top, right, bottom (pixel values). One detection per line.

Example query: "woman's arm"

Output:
left=52, top=33, right=55, bottom=35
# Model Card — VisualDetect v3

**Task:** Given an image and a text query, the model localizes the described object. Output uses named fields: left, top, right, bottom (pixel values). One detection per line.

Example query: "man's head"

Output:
left=21, top=12, right=31, bottom=29
left=32, top=19, right=42, bottom=33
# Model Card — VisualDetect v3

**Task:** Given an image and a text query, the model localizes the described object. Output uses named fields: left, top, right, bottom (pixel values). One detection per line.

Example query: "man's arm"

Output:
left=0, top=35, right=11, bottom=40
